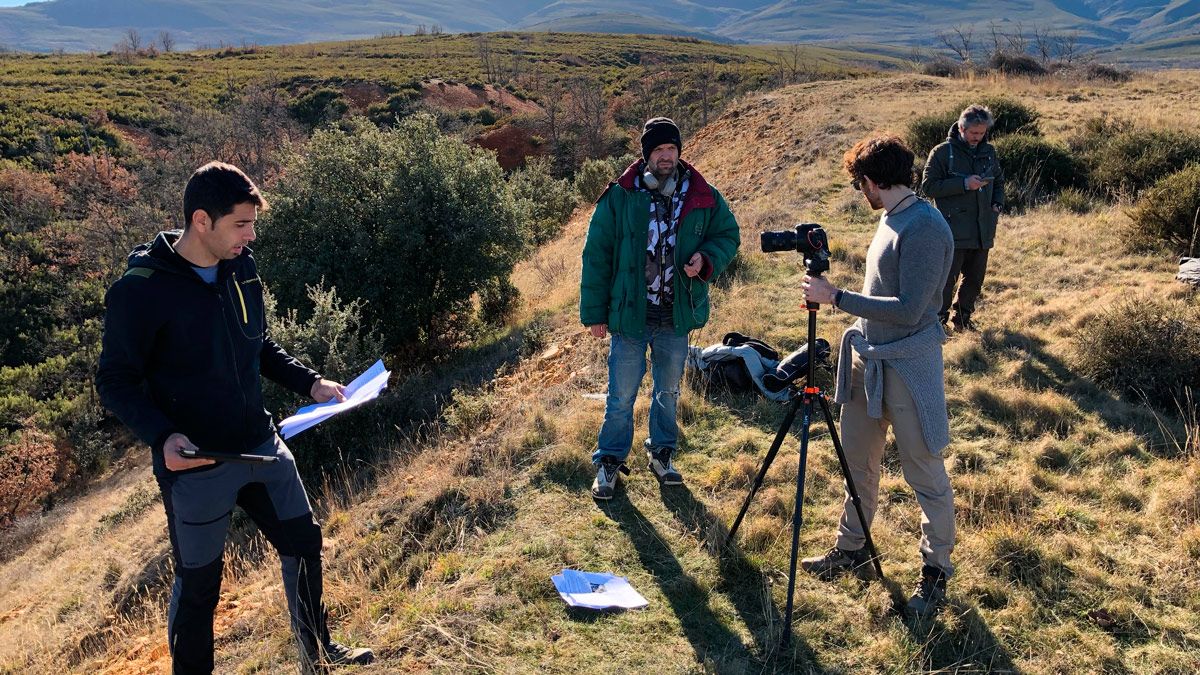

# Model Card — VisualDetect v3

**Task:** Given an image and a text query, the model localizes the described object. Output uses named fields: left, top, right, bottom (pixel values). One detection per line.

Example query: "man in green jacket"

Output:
left=580, top=117, right=741, bottom=500
left=921, top=104, right=1006, bottom=332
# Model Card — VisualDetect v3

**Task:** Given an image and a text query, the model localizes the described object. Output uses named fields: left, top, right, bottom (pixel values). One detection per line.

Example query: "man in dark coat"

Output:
left=921, top=104, right=1006, bottom=331
left=96, top=162, right=373, bottom=673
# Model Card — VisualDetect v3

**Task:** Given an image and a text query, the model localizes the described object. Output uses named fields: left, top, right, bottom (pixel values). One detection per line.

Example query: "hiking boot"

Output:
left=591, top=456, right=627, bottom=500
left=299, top=638, right=375, bottom=673
left=800, top=546, right=873, bottom=580
left=906, top=565, right=948, bottom=618
left=644, top=440, right=683, bottom=485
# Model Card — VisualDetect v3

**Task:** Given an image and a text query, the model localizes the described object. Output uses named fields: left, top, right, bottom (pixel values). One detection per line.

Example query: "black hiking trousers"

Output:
left=939, top=247, right=990, bottom=323
left=156, top=436, right=329, bottom=674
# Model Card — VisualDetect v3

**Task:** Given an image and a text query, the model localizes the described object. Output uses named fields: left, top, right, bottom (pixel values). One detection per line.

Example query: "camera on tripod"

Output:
left=760, top=222, right=830, bottom=275
left=731, top=221, right=882, bottom=648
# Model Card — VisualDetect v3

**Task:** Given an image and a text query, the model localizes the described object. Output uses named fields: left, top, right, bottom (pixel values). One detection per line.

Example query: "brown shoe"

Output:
left=800, top=546, right=874, bottom=580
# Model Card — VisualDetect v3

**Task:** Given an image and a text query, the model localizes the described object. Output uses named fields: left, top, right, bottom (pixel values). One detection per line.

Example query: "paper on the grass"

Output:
left=279, top=359, right=389, bottom=439
left=551, top=569, right=648, bottom=610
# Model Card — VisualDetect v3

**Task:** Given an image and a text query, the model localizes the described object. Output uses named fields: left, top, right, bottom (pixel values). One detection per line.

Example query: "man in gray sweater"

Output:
left=802, top=135, right=957, bottom=618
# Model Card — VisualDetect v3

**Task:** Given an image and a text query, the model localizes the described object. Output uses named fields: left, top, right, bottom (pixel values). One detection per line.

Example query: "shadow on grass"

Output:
left=659, top=484, right=828, bottom=673
left=593, top=489, right=780, bottom=671
left=970, top=328, right=1184, bottom=453
left=880, top=577, right=1021, bottom=673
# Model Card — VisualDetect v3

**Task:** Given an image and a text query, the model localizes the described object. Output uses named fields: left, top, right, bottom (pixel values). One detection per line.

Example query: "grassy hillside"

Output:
left=3, top=71, right=1199, bottom=673
left=0, top=31, right=896, bottom=163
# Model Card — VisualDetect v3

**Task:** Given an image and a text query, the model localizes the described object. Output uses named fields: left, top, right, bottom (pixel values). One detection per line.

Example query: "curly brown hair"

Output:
left=842, top=135, right=916, bottom=190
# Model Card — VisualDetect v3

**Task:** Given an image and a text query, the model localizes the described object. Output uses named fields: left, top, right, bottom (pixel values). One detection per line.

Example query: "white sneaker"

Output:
left=645, top=441, right=683, bottom=485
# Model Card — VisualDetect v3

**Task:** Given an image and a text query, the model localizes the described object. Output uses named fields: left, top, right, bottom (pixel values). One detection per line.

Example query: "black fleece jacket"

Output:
left=96, top=231, right=319, bottom=476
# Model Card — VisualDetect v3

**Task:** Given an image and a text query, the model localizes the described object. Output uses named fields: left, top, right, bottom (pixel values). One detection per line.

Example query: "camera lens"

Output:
left=760, top=230, right=797, bottom=253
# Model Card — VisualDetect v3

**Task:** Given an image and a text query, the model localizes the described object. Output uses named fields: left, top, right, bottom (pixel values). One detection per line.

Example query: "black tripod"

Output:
left=725, top=284, right=883, bottom=649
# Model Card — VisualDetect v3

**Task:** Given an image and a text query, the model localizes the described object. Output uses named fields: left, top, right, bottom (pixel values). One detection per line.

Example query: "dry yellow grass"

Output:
left=4, top=70, right=1200, bottom=674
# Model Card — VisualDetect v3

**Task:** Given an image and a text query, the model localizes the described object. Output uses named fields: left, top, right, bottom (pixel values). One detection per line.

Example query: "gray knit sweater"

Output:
left=833, top=199, right=955, bottom=454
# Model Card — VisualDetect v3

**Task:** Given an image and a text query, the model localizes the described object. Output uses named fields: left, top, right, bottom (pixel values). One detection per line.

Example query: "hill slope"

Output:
left=2, top=71, right=1199, bottom=673
left=3, top=0, right=1200, bottom=53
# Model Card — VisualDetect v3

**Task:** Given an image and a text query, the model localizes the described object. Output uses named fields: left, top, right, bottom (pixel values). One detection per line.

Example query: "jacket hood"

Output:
left=127, top=230, right=252, bottom=277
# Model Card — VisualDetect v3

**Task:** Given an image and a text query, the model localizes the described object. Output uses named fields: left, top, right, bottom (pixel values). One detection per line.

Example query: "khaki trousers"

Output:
left=835, top=353, right=956, bottom=575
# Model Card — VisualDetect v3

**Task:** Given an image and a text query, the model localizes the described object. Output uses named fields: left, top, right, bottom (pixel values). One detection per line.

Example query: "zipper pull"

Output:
left=232, top=272, right=249, bottom=324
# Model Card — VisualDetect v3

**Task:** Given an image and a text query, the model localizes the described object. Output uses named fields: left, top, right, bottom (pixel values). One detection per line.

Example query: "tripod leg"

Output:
left=817, top=395, right=884, bottom=579
left=781, top=396, right=814, bottom=649
left=727, top=396, right=802, bottom=545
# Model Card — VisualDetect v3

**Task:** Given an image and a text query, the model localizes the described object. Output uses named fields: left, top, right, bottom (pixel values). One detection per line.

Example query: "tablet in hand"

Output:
left=179, top=448, right=278, bottom=464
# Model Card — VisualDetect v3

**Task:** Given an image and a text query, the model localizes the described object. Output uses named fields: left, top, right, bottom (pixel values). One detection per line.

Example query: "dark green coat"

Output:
left=921, top=124, right=1006, bottom=249
left=580, top=160, right=740, bottom=338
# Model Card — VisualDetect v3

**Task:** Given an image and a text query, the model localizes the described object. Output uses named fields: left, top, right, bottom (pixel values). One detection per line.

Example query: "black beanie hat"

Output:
left=640, top=117, right=682, bottom=162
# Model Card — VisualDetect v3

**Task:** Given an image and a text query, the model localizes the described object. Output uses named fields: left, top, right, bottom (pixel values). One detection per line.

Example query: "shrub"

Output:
left=1084, top=128, right=1200, bottom=199
left=573, top=154, right=633, bottom=204
left=1083, top=63, right=1133, bottom=82
left=0, top=428, right=59, bottom=526
left=261, top=281, right=385, bottom=477
left=289, top=87, right=348, bottom=129
left=0, top=163, right=63, bottom=230
left=367, top=90, right=421, bottom=127
left=1127, top=163, right=1200, bottom=254
left=989, top=52, right=1047, bottom=77
left=907, top=95, right=1041, bottom=160
left=921, top=56, right=965, bottom=78
left=509, top=156, right=578, bottom=245
left=258, top=115, right=526, bottom=350
left=992, top=134, right=1081, bottom=210
left=1072, top=298, right=1200, bottom=408
left=1055, top=63, right=1133, bottom=83
left=1054, top=187, right=1094, bottom=214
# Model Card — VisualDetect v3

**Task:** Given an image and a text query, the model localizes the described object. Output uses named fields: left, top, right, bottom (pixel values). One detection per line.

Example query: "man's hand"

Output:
left=803, top=275, right=838, bottom=305
left=588, top=324, right=608, bottom=339
left=162, top=432, right=214, bottom=472
left=966, top=175, right=987, bottom=191
left=992, top=204, right=1002, bottom=214
left=310, top=378, right=347, bottom=403
left=683, top=252, right=703, bottom=278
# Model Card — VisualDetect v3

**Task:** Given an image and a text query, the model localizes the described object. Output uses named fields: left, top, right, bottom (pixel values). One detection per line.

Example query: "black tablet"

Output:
left=179, top=448, right=279, bottom=464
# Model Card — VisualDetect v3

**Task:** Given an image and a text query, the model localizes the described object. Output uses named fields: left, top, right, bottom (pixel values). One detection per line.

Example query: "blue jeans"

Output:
left=593, top=326, right=689, bottom=463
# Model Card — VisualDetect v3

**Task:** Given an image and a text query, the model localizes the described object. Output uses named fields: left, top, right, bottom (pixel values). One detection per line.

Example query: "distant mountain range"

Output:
left=1, top=0, right=1198, bottom=54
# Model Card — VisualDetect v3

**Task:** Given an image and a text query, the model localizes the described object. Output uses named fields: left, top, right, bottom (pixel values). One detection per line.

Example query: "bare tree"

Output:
left=124, top=28, right=142, bottom=52
left=771, top=43, right=812, bottom=85
left=476, top=34, right=496, bottom=84
left=695, top=61, right=716, bottom=127
left=538, top=79, right=565, bottom=146
left=1033, top=26, right=1054, bottom=64
left=414, top=24, right=428, bottom=36
left=1055, top=31, right=1081, bottom=64
left=988, top=21, right=1003, bottom=57
left=937, top=24, right=975, bottom=63
left=567, top=77, right=608, bottom=161
left=1005, top=22, right=1029, bottom=53
left=431, top=24, right=443, bottom=35
left=158, top=30, right=175, bottom=53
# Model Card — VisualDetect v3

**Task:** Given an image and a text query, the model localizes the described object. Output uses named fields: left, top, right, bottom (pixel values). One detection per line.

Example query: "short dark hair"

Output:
left=182, top=161, right=267, bottom=229
left=842, top=135, right=916, bottom=190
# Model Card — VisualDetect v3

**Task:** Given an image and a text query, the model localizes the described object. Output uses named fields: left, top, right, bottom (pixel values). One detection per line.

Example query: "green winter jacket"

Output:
left=921, top=124, right=1006, bottom=249
left=580, top=159, right=741, bottom=338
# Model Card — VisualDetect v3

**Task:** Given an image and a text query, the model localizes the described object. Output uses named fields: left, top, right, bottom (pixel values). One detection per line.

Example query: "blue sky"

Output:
left=0, top=0, right=34, bottom=6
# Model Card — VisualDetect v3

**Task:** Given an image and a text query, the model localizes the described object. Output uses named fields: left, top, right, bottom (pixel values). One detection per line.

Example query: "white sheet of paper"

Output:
left=551, top=569, right=648, bottom=610
left=278, top=359, right=389, bottom=439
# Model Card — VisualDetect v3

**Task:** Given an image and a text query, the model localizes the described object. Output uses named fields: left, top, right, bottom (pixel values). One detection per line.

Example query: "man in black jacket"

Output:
left=921, top=104, right=1006, bottom=332
left=96, top=162, right=372, bottom=673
